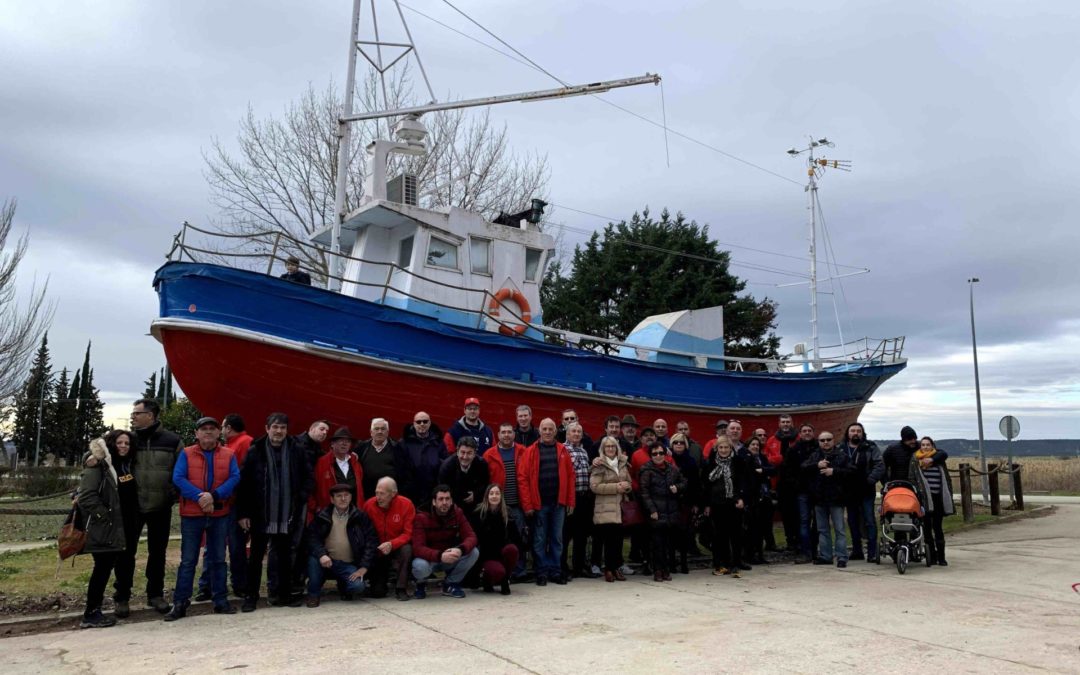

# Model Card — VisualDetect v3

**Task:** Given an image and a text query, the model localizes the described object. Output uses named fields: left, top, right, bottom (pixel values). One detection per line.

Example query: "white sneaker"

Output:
left=618, top=564, right=635, bottom=576
left=590, top=564, right=602, bottom=576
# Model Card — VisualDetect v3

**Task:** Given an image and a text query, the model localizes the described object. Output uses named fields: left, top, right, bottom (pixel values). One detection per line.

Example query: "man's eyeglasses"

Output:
left=820, top=437, right=834, bottom=443
left=650, top=450, right=666, bottom=457
left=672, top=441, right=686, bottom=446
left=415, top=419, right=431, bottom=424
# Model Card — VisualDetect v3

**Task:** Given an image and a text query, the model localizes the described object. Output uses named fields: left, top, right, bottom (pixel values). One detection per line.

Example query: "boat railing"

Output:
left=164, top=223, right=905, bottom=371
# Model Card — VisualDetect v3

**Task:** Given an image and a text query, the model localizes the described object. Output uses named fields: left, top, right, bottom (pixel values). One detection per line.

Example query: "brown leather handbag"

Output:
left=619, top=496, right=644, bottom=527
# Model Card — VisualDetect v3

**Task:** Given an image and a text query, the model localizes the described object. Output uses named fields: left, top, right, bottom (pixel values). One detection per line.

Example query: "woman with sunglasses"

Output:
left=639, top=443, right=687, bottom=581
left=668, top=433, right=699, bottom=573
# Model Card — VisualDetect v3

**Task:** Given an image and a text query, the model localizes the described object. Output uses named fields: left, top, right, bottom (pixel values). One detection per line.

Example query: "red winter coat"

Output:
left=412, top=506, right=478, bottom=562
left=309, top=452, right=364, bottom=520
left=224, top=432, right=253, bottom=469
left=518, top=441, right=576, bottom=513
left=762, top=437, right=784, bottom=490
left=363, top=495, right=415, bottom=552
left=482, top=443, right=527, bottom=492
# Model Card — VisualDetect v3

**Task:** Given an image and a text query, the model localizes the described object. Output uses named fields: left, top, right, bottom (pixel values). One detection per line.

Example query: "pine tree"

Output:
left=540, top=208, right=780, bottom=364
left=155, top=368, right=166, bottom=403
left=78, top=367, right=106, bottom=447
left=48, top=368, right=78, bottom=465
left=11, top=333, right=53, bottom=463
left=142, top=371, right=158, bottom=401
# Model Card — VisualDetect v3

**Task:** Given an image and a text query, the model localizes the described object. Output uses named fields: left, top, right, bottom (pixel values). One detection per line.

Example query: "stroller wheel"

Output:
left=896, top=546, right=908, bottom=575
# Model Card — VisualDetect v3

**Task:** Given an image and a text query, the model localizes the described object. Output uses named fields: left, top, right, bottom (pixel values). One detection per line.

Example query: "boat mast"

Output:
left=787, top=137, right=849, bottom=370
left=329, top=0, right=660, bottom=288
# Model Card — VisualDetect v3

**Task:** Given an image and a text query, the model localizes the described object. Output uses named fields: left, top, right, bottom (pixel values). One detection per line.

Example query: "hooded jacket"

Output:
left=443, top=417, right=494, bottom=455
left=78, top=438, right=126, bottom=554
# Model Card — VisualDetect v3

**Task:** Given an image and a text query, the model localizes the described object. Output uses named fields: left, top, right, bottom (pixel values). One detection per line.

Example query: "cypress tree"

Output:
left=11, top=334, right=53, bottom=462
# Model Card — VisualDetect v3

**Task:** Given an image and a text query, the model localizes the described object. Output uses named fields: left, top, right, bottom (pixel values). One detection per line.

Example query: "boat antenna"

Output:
left=786, top=137, right=850, bottom=369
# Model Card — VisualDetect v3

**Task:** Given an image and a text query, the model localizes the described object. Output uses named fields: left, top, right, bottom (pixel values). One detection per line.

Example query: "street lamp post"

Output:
left=968, top=277, right=988, bottom=502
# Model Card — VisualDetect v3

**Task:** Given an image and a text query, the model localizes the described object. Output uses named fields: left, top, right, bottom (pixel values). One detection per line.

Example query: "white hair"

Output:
left=371, top=417, right=389, bottom=430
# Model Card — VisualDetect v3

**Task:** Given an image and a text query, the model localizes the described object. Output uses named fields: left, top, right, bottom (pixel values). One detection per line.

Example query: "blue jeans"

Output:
left=846, top=495, right=877, bottom=558
left=797, top=493, right=814, bottom=556
left=508, top=505, right=528, bottom=577
left=532, top=503, right=566, bottom=578
left=411, top=547, right=479, bottom=585
left=198, top=510, right=247, bottom=593
left=306, top=556, right=368, bottom=597
left=815, top=504, right=847, bottom=562
left=174, top=515, right=228, bottom=607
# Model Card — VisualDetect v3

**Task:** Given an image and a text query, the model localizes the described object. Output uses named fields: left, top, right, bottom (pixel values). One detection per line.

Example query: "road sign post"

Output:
left=999, top=415, right=1020, bottom=506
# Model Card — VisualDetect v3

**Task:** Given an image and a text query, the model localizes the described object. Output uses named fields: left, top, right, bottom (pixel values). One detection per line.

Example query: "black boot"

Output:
left=937, top=542, right=947, bottom=566
left=163, top=600, right=189, bottom=622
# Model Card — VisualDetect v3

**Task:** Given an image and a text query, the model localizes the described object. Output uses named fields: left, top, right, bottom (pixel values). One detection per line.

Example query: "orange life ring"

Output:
left=488, top=288, right=532, bottom=336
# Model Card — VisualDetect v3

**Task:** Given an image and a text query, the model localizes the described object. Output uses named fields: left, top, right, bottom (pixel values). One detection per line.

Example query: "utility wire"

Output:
left=546, top=201, right=867, bottom=271
left=430, top=0, right=802, bottom=186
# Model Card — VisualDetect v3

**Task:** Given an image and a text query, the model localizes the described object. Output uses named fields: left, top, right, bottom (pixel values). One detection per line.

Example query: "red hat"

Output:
left=464, top=397, right=480, bottom=407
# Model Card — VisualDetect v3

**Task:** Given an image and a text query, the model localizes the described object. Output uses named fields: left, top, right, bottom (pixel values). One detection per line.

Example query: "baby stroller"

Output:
left=879, top=481, right=930, bottom=574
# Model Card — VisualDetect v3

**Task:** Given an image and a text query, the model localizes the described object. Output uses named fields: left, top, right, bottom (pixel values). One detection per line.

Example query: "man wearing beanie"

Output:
left=883, top=426, right=920, bottom=482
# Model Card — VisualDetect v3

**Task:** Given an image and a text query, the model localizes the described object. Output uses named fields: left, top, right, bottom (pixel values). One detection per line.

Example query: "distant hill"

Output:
left=871, top=439, right=1080, bottom=458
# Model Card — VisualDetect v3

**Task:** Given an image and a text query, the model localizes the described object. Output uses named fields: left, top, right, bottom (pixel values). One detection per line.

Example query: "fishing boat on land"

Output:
left=151, top=1, right=905, bottom=438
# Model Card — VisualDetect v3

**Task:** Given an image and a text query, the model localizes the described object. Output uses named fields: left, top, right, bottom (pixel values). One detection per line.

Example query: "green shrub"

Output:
left=8, top=467, right=80, bottom=498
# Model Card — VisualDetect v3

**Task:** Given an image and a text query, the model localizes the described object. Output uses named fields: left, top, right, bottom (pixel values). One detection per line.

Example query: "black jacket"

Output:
left=437, top=456, right=490, bottom=517
left=882, top=442, right=948, bottom=483
left=400, top=422, right=443, bottom=505
left=237, top=435, right=312, bottom=532
left=514, top=425, right=539, bottom=448
left=781, top=439, right=818, bottom=494
left=639, top=461, right=688, bottom=526
left=670, top=450, right=700, bottom=507
left=356, top=439, right=410, bottom=501
left=841, top=439, right=885, bottom=498
left=294, top=432, right=324, bottom=472
left=306, top=504, right=377, bottom=569
left=131, top=421, right=181, bottom=513
left=801, top=448, right=853, bottom=505
left=280, top=270, right=312, bottom=285
left=475, top=510, right=524, bottom=562
left=700, top=452, right=752, bottom=507
left=742, top=449, right=775, bottom=504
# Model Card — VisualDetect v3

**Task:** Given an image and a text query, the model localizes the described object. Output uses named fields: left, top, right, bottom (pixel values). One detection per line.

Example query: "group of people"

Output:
left=74, top=398, right=953, bottom=628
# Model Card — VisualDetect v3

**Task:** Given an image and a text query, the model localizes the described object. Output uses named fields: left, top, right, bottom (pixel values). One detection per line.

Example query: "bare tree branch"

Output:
left=201, top=66, right=550, bottom=275
left=0, top=198, right=55, bottom=400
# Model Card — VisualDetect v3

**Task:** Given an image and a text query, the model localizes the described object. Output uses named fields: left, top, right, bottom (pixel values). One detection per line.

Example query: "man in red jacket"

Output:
left=310, top=427, right=364, bottom=517
left=518, top=418, right=576, bottom=586
left=363, top=476, right=415, bottom=601
left=410, top=485, right=479, bottom=599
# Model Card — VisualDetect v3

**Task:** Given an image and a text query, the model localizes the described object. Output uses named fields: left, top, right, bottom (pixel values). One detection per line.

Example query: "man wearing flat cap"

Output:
left=164, top=417, right=241, bottom=621
left=310, top=427, right=364, bottom=517
left=305, top=483, right=377, bottom=607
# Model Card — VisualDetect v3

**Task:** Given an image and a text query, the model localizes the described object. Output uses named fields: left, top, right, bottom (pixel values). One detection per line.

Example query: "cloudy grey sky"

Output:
left=3, top=1, right=1078, bottom=438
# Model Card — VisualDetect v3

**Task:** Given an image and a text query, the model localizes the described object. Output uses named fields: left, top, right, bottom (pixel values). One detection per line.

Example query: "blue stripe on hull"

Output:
left=153, top=262, right=905, bottom=409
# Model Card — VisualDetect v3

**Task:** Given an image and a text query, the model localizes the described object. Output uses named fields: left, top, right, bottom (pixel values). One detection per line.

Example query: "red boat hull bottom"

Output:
left=160, top=328, right=867, bottom=442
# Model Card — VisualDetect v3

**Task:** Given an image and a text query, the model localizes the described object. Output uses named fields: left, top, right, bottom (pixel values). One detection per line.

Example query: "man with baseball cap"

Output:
left=164, top=417, right=241, bottom=621
left=305, top=483, right=377, bottom=607
left=444, top=397, right=494, bottom=454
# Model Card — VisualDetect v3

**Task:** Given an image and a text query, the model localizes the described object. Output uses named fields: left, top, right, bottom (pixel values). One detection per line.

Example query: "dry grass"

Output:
left=947, top=456, right=1080, bottom=494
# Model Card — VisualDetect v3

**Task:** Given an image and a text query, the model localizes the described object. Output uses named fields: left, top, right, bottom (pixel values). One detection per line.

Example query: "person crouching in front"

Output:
left=305, top=484, right=377, bottom=607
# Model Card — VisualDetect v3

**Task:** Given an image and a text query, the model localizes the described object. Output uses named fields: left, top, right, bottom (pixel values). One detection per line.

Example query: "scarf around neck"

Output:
left=709, top=453, right=735, bottom=498
left=263, top=437, right=293, bottom=534
left=915, top=446, right=936, bottom=461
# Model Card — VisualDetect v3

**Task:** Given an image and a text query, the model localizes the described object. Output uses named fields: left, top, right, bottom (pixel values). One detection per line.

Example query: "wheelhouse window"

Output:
left=470, top=237, right=491, bottom=275
left=397, top=235, right=414, bottom=268
left=427, top=236, right=459, bottom=269
left=525, top=247, right=543, bottom=282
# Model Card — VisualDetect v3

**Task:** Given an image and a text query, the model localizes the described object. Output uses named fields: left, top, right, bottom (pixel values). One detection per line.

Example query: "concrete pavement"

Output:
left=2, top=506, right=1079, bottom=674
